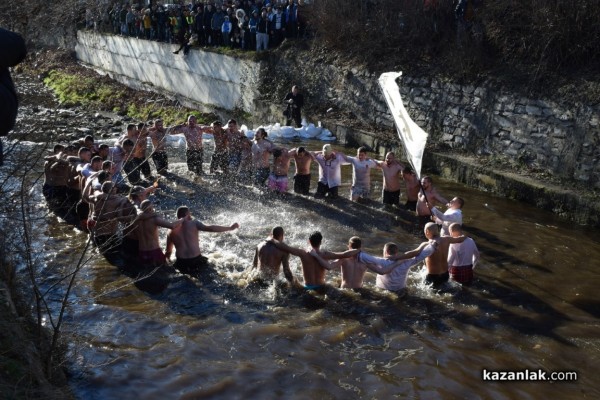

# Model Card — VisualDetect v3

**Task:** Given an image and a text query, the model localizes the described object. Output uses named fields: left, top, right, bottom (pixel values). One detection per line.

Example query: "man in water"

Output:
left=401, top=166, right=420, bottom=211
left=165, top=206, right=239, bottom=274
left=376, top=152, right=405, bottom=207
left=339, top=147, right=379, bottom=202
left=170, top=115, right=210, bottom=176
left=271, top=231, right=358, bottom=290
left=312, top=144, right=348, bottom=199
left=209, top=120, right=229, bottom=175
left=251, top=127, right=274, bottom=187
left=423, top=222, right=466, bottom=286
left=447, top=223, right=480, bottom=285
left=431, top=197, right=464, bottom=237
left=358, top=240, right=438, bottom=296
left=148, top=118, right=169, bottom=175
left=289, top=146, right=313, bottom=195
left=135, top=200, right=182, bottom=267
left=252, top=226, right=294, bottom=284
left=268, top=147, right=294, bottom=194
left=416, top=176, right=448, bottom=226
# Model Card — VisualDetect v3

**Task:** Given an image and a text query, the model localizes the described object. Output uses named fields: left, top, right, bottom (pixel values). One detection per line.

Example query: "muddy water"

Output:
left=33, top=151, right=598, bottom=399
left=10, top=75, right=598, bottom=398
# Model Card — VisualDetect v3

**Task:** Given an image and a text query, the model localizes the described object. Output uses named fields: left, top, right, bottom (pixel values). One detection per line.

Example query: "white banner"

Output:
left=378, top=72, right=428, bottom=178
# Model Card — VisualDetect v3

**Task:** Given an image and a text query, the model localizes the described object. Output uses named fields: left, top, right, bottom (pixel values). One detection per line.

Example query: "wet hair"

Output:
left=424, top=222, right=439, bottom=236
left=187, top=115, right=196, bottom=122
left=99, top=144, right=109, bottom=150
left=78, top=147, right=91, bottom=157
left=273, top=148, right=282, bottom=158
left=449, top=223, right=463, bottom=233
left=102, top=160, right=113, bottom=170
left=137, top=122, right=145, bottom=130
left=422, top=176, right=432, bottom=184
left=97, top=171, right=110, bottom=184
left=176, top=206, right=189, bottom=219
left=348, top=236, right=362, bottom=249
left=53, top=144, right=65, bottom=153
left=403, top=165, right=414, bottom=174
left=272, top=226, right=284, bottom=239
left=84, top=135, right=94, bottom=142
left=154, top=119, right=163, bottom=125
left=357, top=146, right=367, bottom=154
left=126, top=123, right=136, bottom=131
left=227, top=118, right=237, bottom=125
left=308, top=231, right=323, bottom=248
left=297, top=146, right=306, bottom=154
left=213, top=120, right=222, bottom=126
left=140, top=199, right=152, bottom=211
left=101, top=181, right=114, bottom=194
left=383, top=242, right=398, bottom=256
left=454, top=197, right=465, bottom=208
left=91, top=156, right=103, bottom=165
left=123, top=139, right=134, bottom=147
left=256, top=128, right=267, bottom=138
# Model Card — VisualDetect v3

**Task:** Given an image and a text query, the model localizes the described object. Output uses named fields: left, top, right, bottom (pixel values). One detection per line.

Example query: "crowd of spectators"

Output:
left=86, top=1, right=309, bottom=53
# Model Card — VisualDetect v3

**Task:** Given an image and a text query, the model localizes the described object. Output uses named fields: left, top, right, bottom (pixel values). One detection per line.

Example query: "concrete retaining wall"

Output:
left=75, top=31, right=261, bottom=113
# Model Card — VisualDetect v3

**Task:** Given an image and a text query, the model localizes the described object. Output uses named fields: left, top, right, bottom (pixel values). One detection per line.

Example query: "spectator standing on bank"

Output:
left=248, top=10, right=259, bottom=50
left=203, top=3, right=214, bottom=46
left=0, top=27, right=27, bottom=166
left=222, top=16, right=232, bottom=47
left=283, top=85, right=304, bottom=127
left=256, top=8, right=271, bottom=51
left=211, top=5, right=226, bottom=47
left=270, top=5, right=286, bottom=47
left=284, top=0, right=298, bottom=38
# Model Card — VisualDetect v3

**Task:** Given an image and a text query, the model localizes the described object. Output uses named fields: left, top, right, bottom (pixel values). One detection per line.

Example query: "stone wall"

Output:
left=73, top=32, right=600, bottom=192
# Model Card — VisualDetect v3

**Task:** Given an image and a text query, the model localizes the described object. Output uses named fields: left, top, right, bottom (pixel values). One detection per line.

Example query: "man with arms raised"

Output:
left=376, top=152, right=405, bottom=207
left=271, top=231, right=357, bottom=290
left=165, top=206, right=239, bottom=274
left=401, top=166, right=420, bottom=211
left=416, top=176, right=448, bottom=226
left=339, top=147, right=379, bottom=202
left=170, top=115, right=210, bottom=176
left=431, top=196, right=464, bottom=237
left=252, top=226, right=294, bottom=284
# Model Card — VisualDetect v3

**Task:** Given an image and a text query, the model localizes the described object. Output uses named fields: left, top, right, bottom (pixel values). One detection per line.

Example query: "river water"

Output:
left=8, top=76, right=598, bottom=399
left=31, top=144, right=598, bottom=399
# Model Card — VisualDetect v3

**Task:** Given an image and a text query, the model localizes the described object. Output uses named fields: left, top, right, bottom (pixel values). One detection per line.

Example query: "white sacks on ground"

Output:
left=318, top=128, right=335, bottom=141
left=281, top=125, right=297, bottom=138
left=267, top=123, right=282, bottom=139
left=303, top=123, right=322, bottom=138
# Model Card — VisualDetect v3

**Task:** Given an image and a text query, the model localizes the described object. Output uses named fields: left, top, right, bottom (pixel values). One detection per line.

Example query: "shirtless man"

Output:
left=135, top=199, right=182, bottom=266
left=148, top=119, right=169, bottom=174
left=359, top=240, right=437, bottom=295
left=376, top=152, right=405, bottom=207
left=416, top=176, right=448, bottom=226
left=289, top=146, right=313, bottom=195
left=225, top=119, right=247, bottom=175
left=423, top=222, right=466, bottom=286
left=268, top=147, right=294, bottom=193
left=251, top=128, right=274, bottom=187
left=208, top=120, right=229, bottom=175
left=133, top=122, right=152, bottom=180
left=170, top=115, right=210, bottom=175
left=271, top=231, right=358, bottom=290
left=85, top=181, right=131, bottom=252
left=43, top=145, right=71, bottom=212
left=165, top=206, right=239, bottom=274
left=401, top=166, right=420, bottom=211
left=340, top=147, right=379, bottom=202
left=252, top=226, right=294, bottom=283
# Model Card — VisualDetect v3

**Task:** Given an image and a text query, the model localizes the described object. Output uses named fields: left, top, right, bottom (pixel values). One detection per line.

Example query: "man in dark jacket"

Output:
left=0, top=27, right=27, bottom=166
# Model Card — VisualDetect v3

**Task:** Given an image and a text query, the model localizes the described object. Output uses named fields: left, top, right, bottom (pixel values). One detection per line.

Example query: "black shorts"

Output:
left=382, top=189, right=400, bottom=206
left=405, top=200, right=417, bottom=211
left=315, top=182, right=338, bottom=199
left=174, top=255, right=209, bottom=275
left=425, top=271, right=450, bottom=286
left=293, top=173, right=311, bottom=195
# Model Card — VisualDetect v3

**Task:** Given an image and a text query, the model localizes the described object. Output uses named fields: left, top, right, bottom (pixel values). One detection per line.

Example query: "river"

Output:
left=32, top=146, right=598, bottom=399
left=8, top=76, right=599, bottom=399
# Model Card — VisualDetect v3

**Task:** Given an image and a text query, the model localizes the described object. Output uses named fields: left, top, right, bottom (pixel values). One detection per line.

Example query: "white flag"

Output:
left=378, top=72, right=428, bottom=178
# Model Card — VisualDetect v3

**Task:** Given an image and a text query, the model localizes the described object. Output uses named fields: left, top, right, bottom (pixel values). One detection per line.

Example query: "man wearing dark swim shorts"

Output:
left=166, top=206, right=239, bottom=275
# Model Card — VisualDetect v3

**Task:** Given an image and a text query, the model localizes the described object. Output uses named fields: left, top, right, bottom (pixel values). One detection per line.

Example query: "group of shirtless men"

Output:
left=41, top=114, right=480, bottom=294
